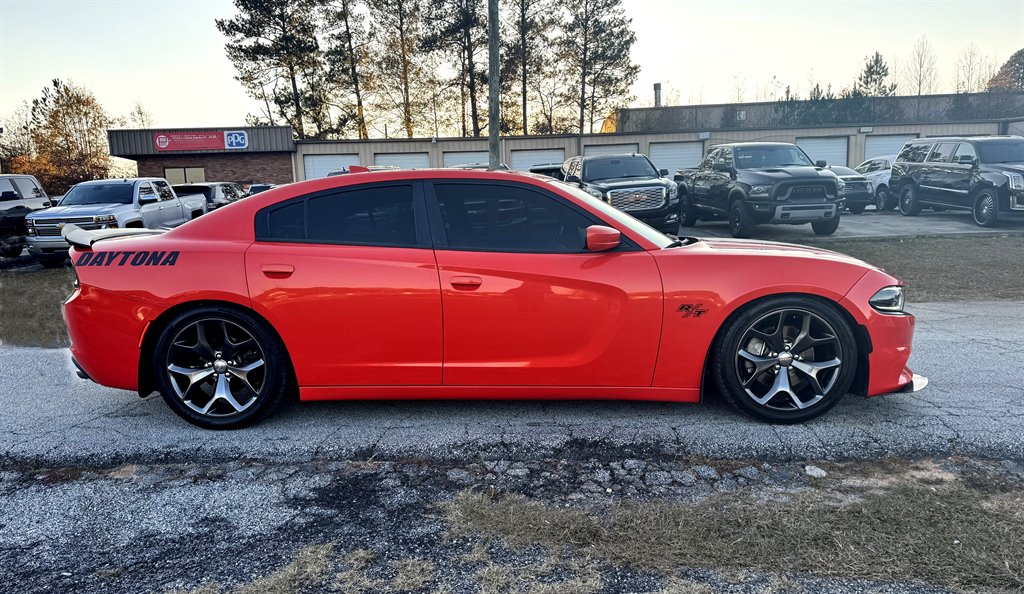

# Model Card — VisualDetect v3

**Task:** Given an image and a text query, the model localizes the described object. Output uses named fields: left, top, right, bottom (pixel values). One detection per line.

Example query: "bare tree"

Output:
left=126, top=100, right=155, bottom=128
left=901, top=35, right=939, bottom=96
left=954, top=43, right=998, bottom=93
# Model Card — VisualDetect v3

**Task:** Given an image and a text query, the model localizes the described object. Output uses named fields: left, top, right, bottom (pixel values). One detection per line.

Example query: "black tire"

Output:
left=874, top=186, right=891, bottom=211
left=679, top=193, right=698, bottom=227
left=729, top=200, right=755, bottom=238
left=152, top=305, right=292, bottom=429
left=898, top=186, right=922, bottom=216
left=972, top=190, right=998, bottom=228
left=38, top=257, right=68, bottom=268
left=848, top=203, right=866, bottom=214
left=0, top=245, right=23, bottom=258
left=712, top=296, right=858, bottom=424
left=811, top=215, right=840, bottom=235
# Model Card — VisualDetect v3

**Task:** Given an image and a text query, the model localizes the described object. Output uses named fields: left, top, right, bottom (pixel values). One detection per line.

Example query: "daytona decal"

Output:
left=75, top=251, right=179, bottom=267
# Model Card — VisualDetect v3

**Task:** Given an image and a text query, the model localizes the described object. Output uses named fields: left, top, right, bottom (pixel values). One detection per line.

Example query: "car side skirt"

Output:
left=300, top=385, right=701, bottom=403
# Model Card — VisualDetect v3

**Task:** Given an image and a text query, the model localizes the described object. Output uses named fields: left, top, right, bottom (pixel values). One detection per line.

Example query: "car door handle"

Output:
left=449, top=275, right=482, bottom=288
left=261, top=264, right=294, bottom=277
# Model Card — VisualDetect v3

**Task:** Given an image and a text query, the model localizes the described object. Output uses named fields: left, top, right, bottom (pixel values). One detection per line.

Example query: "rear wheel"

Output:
left=152, top=306, right=292, bottom=429
left=811, top=215, right=840, bottom=235
left=898, top=186, right=922, bottom=216
left=713, top=296, right=858, bottom=423
left=729, top=200, right=755, bottom=238
left=972, top=190, right=998, bottom=227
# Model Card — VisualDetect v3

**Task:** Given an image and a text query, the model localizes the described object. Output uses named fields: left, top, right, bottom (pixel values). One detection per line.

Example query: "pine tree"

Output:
left=855, top=52, right=898, bottom=97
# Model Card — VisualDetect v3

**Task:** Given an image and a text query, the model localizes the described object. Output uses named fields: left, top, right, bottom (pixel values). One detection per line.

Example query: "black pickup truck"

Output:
left=675, top=142, right=844, bottom=237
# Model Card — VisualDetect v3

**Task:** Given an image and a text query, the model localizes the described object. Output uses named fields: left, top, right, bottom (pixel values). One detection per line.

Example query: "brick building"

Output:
left=107, top=126, right=295, bottom=186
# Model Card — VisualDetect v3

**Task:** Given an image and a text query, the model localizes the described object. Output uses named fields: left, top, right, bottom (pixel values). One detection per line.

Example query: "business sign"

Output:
left=153, top=131, right=249, bottom=152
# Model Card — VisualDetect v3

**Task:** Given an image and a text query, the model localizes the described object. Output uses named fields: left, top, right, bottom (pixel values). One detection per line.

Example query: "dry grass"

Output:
left=445, top=480, right=1024, bottom=592
left=165, top=544, right=333, bottom=594
left=0, top=267, right=73, bottom=347
left=809, top=235, right=1024, bottom=302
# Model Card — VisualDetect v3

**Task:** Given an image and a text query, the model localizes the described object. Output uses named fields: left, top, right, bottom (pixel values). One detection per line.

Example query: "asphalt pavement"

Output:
left=1, top=300, right=1022, bottom=467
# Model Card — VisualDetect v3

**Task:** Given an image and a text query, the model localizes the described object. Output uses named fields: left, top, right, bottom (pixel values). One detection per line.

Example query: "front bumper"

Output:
left=842, top=189, right=873, bottom=206
left=26, top=235, right=70, bottom=259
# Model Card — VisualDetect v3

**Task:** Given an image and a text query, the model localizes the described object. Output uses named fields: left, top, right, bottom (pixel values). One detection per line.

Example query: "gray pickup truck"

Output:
left=25, top=177, right=206, bottom=266
left=0, top=174, right=52, bottom=258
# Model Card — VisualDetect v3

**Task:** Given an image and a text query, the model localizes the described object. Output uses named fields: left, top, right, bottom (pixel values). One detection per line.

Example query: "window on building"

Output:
left=163, top=167, right=206, bottom=184
left=433, top=182, right=593, bottom=253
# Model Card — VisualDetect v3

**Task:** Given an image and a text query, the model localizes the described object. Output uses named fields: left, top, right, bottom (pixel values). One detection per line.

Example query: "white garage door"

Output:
left=374, top=152, right=429, bottom=169
left=583, top=143, right=639, bottom=156
left=303, top=154, right=360, bottom=179
left=865, top=135, right=917, bottom=160
left=510, top=149, right=566, bottom=171
left=443, top=151, right=489, bottom=167
left=649, top=142, right=703, bottom=173
left=796, top=137, right=849, bottom=167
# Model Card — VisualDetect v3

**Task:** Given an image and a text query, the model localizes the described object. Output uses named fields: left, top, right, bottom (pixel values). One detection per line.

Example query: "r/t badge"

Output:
left=677, top=303, right=709, bottom=318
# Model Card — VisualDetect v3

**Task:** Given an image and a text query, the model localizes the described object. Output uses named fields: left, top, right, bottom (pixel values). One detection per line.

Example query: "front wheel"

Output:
left=152, top=306, right=292, bottom=429
left=899, top=186, right=922, bottom=216
left=874, top=186, right=891, bottom=210
left=679, top=193, right=698, bottom=227
left=713, top=296, right=858, bottom=423
left=729, top=201, right=755, bottom=238
left=848, top=203, right=866, bottom=214
left=811, top=215, right=840, bottom=235
left=972, top=190, right=998, bottom=227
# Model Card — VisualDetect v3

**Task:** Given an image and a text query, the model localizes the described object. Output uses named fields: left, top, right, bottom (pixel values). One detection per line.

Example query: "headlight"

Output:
left=666, top=184, right=678, bottom=198
left=749, top=185, right=772, bottom=197
left=866, top=181, right=873, bottom=192
left=93, top=215, right=117, bottom=224
left=585, top=187, right=604, bottom=199
left=837, top=178, right=847, bottom=192
left=1008, top=173, right=1024, bottom=190
left=869, top=286, right=905, bottom=313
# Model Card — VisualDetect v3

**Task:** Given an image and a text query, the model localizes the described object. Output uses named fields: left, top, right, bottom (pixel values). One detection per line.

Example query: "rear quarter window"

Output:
left=897, top=142, right=931, bottom=164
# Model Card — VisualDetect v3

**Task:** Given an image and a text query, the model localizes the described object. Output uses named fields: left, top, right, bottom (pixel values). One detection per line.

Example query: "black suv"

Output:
left=675, top=142, right=843, bottom=237
left=560, top=154, right=680, bottom=233
left=890, top=136, right=1024, bottom=227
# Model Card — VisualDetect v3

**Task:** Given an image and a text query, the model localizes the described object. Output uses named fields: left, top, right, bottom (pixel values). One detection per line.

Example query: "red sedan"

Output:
left=63, top=170, right=924, bottom=429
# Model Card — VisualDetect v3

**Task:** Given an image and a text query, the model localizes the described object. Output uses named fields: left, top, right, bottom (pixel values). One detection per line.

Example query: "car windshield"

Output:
left=735, top=146, right=815, bottom=169
left=583, top=156, right=658, bottom=181
left=59, top=183, right=134, bottom=205
left=554, top=181, right=675, bottom=248
left=977, top=140, right=1024, bottom=164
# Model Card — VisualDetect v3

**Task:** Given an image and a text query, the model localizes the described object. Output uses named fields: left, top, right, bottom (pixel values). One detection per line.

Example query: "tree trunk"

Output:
left=342, top=0, right=368, bottom=139
left=520, top=1, right=528, bottom=135
left=466, top=24, right=481, bottom=137
left=398, top=3, right=414, bottom=138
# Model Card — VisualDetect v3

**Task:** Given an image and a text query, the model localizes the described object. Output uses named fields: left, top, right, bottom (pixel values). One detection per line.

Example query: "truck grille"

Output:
left=608, top=187, right=666, bottom=211
left=31, top=217, right=102, bottom=237
left=778, top=182, right=834, bottom=202
left=843, top=180, right=868, bottom=191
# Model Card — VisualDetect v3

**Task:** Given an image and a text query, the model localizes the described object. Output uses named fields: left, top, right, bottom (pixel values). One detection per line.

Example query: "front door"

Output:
left=426, top=180, right=663, bottom=387
left=245, top=181, right=443, bottom=386
left=136, top=182, right=163, bottom=227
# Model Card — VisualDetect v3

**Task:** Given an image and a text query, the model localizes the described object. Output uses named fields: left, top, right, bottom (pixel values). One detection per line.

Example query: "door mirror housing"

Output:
left=712, top=162, right=732, bottom=173
left=138, top=195, right=158, bottom=205
left=658, top=168, right=669, bottom=176
left=564, top=174, right=580, bottom=184
left=585, top=225, right=621, bottom=252
left=815, top=160, right=828, bottom=168
left=956, top=154, right=976, bottom=166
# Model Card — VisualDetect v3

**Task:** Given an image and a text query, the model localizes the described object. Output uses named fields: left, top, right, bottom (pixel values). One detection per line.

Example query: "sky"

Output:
left=1, top=0, right=1022, bottom=130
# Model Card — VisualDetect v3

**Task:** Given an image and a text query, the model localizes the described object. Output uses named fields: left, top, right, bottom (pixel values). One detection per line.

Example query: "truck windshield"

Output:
left=583, top=156, right=658, bottom=181
left=977, top=140, right=1024, bottom=164
left=60, top=183, right=133, bottom=205
left=735, top=146, right=814, bottom=169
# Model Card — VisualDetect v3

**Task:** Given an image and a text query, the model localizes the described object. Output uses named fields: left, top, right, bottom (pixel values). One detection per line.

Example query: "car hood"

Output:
left=586, top=177, right=673, bottom=191
left=685, top=236, right=877, bottom=269
left=987, top=163, right=1024, bottom=175
left=739, top=167, right=838, bottom=183
left=26, top=203, right=127, bottom=219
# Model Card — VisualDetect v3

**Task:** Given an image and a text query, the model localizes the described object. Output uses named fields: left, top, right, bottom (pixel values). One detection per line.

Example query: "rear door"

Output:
left=246, top=181, right=443, bottom=386
left=136, top=183, right=164, bottom=227
left=944, top=143, right=978, bottom=208
left=921, top=142, right=958, bottom=205
left=426, top=180, right=663, bottom=387
left=153, top=180, right=185, bottom=225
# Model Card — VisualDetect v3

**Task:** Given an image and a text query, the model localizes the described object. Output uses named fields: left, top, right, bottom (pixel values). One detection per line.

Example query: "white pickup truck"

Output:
left=25, top=177, right=206, bottom=266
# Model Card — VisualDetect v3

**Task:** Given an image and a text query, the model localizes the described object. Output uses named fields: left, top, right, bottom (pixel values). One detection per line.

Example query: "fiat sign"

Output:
left=153, top=130, right=250, bottom=151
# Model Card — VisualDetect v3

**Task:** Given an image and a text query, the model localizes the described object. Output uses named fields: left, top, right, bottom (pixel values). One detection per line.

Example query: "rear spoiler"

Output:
left=61, top=224, right=165, bottom=250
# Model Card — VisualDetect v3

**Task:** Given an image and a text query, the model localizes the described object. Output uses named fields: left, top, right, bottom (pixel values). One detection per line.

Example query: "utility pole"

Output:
left=487, top=0, right=500, bottom=169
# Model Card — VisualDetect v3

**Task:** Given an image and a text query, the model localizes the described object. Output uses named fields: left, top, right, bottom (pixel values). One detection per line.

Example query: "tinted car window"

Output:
left=952, top=143, right=977, bottom=163
left=897, top=142, right=931, bottom=163
left=434, top=183, right=593, bottom=253
left=60, top=183, right=134, bottom=205
left=138, top=183, right=156, bottom=199
left=307, top=185, right=417, bottom=246
left=154, top=181, right=175, bottom=200
left=976, top=140, right=1024, bottom=164
left=0, top=179, right=17, bottom=200
left=173, top=185, right=213, bottom=200
left=582, top=156, right=658, bottom=181
left=12, top=177, right=43, bottom=198
left=734, top=146, right=813, bottom=169
left=928, top=143, right=957, bottom=163
left=266, top=202, right=306, bottom=240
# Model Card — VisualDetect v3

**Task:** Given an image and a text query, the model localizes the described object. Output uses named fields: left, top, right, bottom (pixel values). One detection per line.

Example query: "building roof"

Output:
left=108, top=126, right=295, bottom=157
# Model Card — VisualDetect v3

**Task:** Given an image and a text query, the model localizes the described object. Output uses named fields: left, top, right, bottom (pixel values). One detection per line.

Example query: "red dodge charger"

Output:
left=62, top=169, right=924, bottom=428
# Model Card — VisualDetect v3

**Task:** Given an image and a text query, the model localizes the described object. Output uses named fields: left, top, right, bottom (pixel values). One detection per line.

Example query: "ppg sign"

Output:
left=224, top=131, right=249, bottom=150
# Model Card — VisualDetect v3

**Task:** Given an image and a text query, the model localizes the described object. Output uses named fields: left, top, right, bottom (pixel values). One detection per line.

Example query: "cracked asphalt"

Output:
left=1, top=300, right=1021, bottom=466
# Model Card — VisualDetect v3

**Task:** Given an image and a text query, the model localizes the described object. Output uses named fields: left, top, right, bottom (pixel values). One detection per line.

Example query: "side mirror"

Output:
left=712, top=162, right=732, bottom=173
left=658, top=168, right=669, bottom=176
left=585, top=225, right=621, bottom=252
left=138, top=195, right=158, bottom=205
left=956, top=154, right=976, bottom=165
left=815, top=160, right=827, bottom=168
left=565, top=174, right=580, bottom=184
left=43, top=200, right=53, bottom=208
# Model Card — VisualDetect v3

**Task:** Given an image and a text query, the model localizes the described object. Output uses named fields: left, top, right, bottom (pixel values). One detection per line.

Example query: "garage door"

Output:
left=649, top=142, right=703, bottom=173
left=865, top=135, right=917, bottom=160
left=374, top=152, right=429, bottom=169
left=443, top=151, right=489, bottom=167
left=583, top=143, right=639, bottom=156
left=510, top=148, right=566, bottom=171
left=796, top=137, right=849, bottom=167
left=303, top=154, right=360, bottom=179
